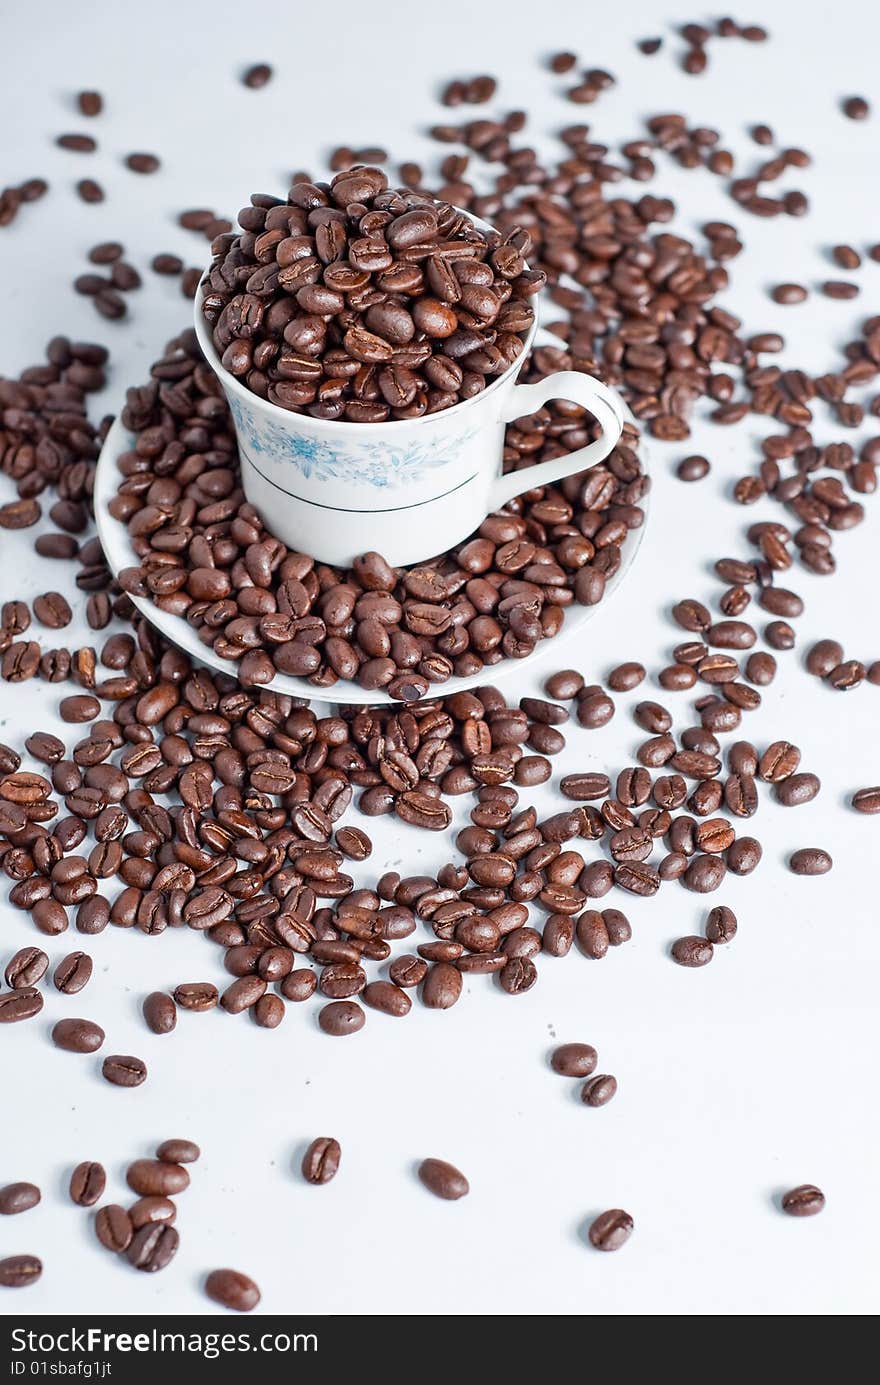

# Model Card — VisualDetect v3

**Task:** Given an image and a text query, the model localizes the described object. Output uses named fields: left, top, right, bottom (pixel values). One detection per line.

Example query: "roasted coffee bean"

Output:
left=789, top=848, right=832, bottom=875
left=363, top=980, right=412, bottom=1016
left=125, top=153, right=160, bottom=174
left=53, top=951, right=92, bottom=994
left=677, top=454, right=710, bottom=481
left=129, top=1197, right=177, bottom=1230
left=156, top=1139, right=200, bottom=1165
left=805, top=639, right=845, bottom=677
left=243, top=63, right=273, bottom=88
left=126, top=1159, right=190, bottom=1197
left=173, top=982, right=219, bottom=1011
left=51, top=1017, right=104, bottom=1053
left=0, top=1183, right=41, bottom=1216
left=852, top=787, right=880, bottom=814
left=102, top=1054, right=147, bottom=1087
left=5, top=947, right=48, bottom=989
left=69, top=1162, right=106, bottom=1207
left=781, top=1184, right=825, bottom=1216
left=705, top=905, right=737, bottom=943
left=550, top=1042, right=598, bottom=1077
left=418, top=1157, right=469, bottom=1200
left=95, top=1204, right=133, bottom=1253
left=588, top=1209, right=633, bottom=1251
left=143, top=992, right=176, bottom=1034
left=126, top=1223, right=179, bottom=1272
left=205, top=1268, right=261, bottom=1312
left=775, top=772, right=820, bottom=806
left=0, top=988, right=43, bottom=1023
left=581, top=1073, right=617, bottom=1106
left=301, top=1137, right=341, bottom=1184
left=318, top=1000, right=365, bottom=1035
left=0, top=1255, right=42, bottom=1287
left=671, top=936, right=714, bottom=967
left=422, top=962, right=462, bottom=1009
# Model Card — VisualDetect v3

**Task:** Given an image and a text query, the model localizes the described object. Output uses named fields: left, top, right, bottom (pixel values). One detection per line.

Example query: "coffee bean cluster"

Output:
left=201, top=167, right=542, bottom=420
left=90, top=1140, right=198, bottom=1273
left=805, top=639, right=880, bottom=692
left=107, top=328, right=645, bottom=693
left=677, top=17, right=768, bottom=77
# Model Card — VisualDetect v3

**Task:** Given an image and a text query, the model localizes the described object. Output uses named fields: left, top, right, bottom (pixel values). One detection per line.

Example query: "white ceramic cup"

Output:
left=194, top=274, right=625, bottom=569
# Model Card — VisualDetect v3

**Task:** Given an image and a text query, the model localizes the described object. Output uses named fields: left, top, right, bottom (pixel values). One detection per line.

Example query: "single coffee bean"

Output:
left=126, top=1160, right=190, bottom=1197
left=302, top=1137, right=341, bottom=1184
left=129, top=1196, right=177, bottom=1229
left=95, top=1204, right=133, bottom=1253
left=156, top=1139, right=200, bottom=1164
left=581, top=1073, right=617, bottom=1107
left=774, top=772, right=820, bottom=806
left=671, top=936, right=714, bottom=967
left=51, top=1017, right=104, bottom=1053
left=588, top=1208, right=633, bottom=1251
left=705, top=906, right=737, bottom=943
left=0, top=1183, right=41, bottom=1216
left=69, top=1162, right=106, bottom=1206
left=102, top=1054, right=147, bottom=1087
left=781, top=1184, right=825, bottom=1216
left=53, top=951, right=93, bottom=994
left=5, top=947, right=48, bottom=989
left=243, top=63, right=273, bottom=88
left=143, top=991, right=176, bottom=1034
left=852, top=787, right=880, bottom=814
left=0, top=988, right=43, bottom=1023
left=550, top=1042, right=598, bottom=1077
left=0, top=1255, right=42, bottom=1287
left=126, top=1222, right=179, bottom=1272
left=789, top=848, right=832, bottom=875
left=318, top=1000, right=365, bottom=1036
left=418, top=1158, right=469, bottom=1200
left=205, top=1268, right=262, bottom=1311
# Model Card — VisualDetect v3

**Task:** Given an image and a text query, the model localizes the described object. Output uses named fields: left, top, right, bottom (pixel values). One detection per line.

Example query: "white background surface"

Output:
left=0, top=0, right=878, bottom=1318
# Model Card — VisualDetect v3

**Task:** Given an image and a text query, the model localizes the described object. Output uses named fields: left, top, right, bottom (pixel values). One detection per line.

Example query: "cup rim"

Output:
left=192, top=217, right=540, bottom=431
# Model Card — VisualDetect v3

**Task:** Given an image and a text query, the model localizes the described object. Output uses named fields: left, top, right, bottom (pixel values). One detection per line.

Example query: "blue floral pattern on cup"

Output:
left=229, top=397, right=481, bottom=488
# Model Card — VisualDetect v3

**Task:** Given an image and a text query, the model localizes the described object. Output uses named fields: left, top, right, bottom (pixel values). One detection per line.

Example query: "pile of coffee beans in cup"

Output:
left=110, top=327, right=645, bottom=694
left=201, top=167, right=542, bottom=420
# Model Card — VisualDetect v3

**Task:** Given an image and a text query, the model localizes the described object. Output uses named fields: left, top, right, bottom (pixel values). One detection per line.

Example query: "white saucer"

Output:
left=94, top=414, right=650, bottom=707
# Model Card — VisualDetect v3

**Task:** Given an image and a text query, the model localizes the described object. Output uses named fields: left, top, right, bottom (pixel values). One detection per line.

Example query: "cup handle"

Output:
left=488, top=371, right=626, bottom=511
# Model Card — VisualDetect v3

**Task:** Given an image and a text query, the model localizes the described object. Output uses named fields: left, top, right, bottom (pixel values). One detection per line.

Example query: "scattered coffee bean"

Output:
left=77, top=91, right=103, bottom=117
left=588, top=1208, right=633, bottom=1251
left=143, top=992, right=177, bottom=1034
left=95, top=1204, right=133, bottom=1253
left=51, top=1017, right=104, bottom=1053
left=581, top=1073, right=617, bottom=1106
left=0, top=1183, right=41, bottom=1216
left=53, top=951, right=92, bottom=994
left=418, top=1158, right=469, bottom=1200
left=302, top=1137, right=341, bottom=1184
left=126, top=1222, right=179, bottom=1271
left=705, top=905, right=737, bottom=943
left=781, top=1183, right=825, bottom=1216
left=852, top=787, right=880, bottom=814
left=5, top=947, right=48, bottom=989
left=243, top=64, right=273, bottom=89
left=0, top=1255, right=42, bottom=1287
left=102, top=1054, right=148, bottom=1087
left=127, top=1160, right=189, bottom=1198
left=156, top=1139, right=200, bottom=1164
left=205, top=1268, right=261, bottom=1311
left=842, top=96, right=869, bottom=120
left=69, top=1162, right=106, bottom=1207
left=671, top=936, right=714, bottom=967
left=789, top=848, right=832, bottom=875
left=550, top=1042, right=598, bottom=1077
